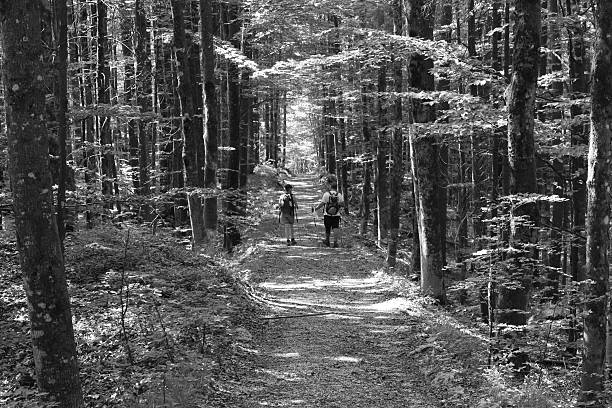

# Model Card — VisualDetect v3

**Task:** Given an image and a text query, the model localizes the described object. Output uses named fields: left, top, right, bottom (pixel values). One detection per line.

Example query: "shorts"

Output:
left=323, top=215, right=340, bottom=234
left=280, top=213, right=295, bottom=225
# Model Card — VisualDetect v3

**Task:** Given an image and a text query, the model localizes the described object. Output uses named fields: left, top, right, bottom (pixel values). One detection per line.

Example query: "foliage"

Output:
left=0, top=223, right=261, bottom=408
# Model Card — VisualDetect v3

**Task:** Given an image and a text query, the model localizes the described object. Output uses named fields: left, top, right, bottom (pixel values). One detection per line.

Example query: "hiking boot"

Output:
left=333, top=241, right=339, bottom=248
left=322, top=239, right=330, bottom=247
left=290, top=239, right=297, bottom=246
left=286, top=240, right=291, bottom=246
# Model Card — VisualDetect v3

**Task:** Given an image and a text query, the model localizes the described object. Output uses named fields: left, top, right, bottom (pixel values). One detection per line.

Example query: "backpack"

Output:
left=325, top=191, right=340, bottom=215
left=280, top=193, right=294, bottom=216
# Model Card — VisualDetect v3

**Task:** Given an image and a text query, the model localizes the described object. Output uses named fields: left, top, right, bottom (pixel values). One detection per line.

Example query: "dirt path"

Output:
left=225, top=175, right=483, bottom=407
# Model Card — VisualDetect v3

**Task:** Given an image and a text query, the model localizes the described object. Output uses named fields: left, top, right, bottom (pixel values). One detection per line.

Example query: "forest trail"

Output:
left=226, top=174, right=474, bottom=407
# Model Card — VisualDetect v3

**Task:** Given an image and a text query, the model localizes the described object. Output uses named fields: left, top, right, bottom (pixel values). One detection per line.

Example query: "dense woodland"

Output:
left=1, top=0, right=612, bottom=406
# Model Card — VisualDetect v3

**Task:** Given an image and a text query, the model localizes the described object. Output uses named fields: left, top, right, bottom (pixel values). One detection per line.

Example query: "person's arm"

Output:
left=313, top=193, right=328, bottom=211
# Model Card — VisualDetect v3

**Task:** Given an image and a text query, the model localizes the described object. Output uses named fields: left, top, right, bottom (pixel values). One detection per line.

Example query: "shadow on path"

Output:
left=232, top=174, right=442, bottom=407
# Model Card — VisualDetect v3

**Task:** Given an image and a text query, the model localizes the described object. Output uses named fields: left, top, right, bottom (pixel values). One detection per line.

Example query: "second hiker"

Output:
left=278, top=184, right=298, bottom=246
left=313, top=178, right=344, bottom=247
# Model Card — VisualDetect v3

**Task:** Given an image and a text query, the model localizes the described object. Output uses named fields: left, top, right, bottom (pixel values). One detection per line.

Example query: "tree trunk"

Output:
left=0, top=2, right=84, bottom=405
left=54, top=0, right=69, bottom=243
left=580, top=1, right=612, bottom=404
left=360, top=85, right=372, bottom=236
left=97, top=0, right=115, bottom=207
left=200, top=0, right=218, bottom=241
left=467, top=0, right=476, bottom=57
left=410, top=128, right=446, bottom=302
left=78, top=4, right=98, bottom=228
left=122, top=15, right=139, bottom=193
left=545, top=0, right=564, bottom=299
left=496, top=0, right=540, bottom=327
left=337, top=94, right=350, bottom=214
left=407, top=0, right=446, bottom=302
left=376, top=65, right=389, bottom=244
left=170, top=0, right=206, bottom=247
left=325, top=93, right=337, bottom=175
left=282, top=92, right=287, bottom=167
left=135, top=0, right=151, bottom=198
left=386, top=0, right=404, bottom=267
left=566, top=0, right=588, bottom=355
left=491, top=1, right=501, bottom=71
left=503, top=0, right=510, bottom=79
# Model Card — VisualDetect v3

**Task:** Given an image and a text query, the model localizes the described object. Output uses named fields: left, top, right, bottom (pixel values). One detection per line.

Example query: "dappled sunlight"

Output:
left=327, top=356, right=363, bottom=363
left=259, top=274, right=396, bottom=292
left=324, top=313, right=363, bottom=321
left=285, top=255, right=322, bottom=261
left=237, top=346, right=261, bottom=354
left=361, top=297, right=423, bottom=315
left=368, top=325, right=418, bottom=335
left=274, top=297, right=354, bottom=310
left=258, top=368, right=304, bottom=382
left=258, top=401, right=307, bottom=406
left=228, top=173, right=490, bottom=407
left=272, top=352, right=301, bottom=358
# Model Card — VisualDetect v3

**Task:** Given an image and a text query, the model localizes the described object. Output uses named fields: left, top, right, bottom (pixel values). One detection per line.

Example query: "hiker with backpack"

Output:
left=278, top=184, right=298, bottom=246
left=313, top=179, right=344, bottom=248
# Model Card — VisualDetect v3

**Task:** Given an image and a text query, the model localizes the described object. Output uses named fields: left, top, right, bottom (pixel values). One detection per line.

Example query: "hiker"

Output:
left=278, top=184, right=298, bottom=246
left=313, top=179, right=344, bottom=247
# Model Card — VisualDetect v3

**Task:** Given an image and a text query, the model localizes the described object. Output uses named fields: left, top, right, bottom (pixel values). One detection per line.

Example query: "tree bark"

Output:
left=545, top=0, right=564, bottom=299
left=121, top=14, right=139, bottom=193
left=376, top=65, right=389, bottom=244
left=0, top=2, right=83, bottom=405
left=200, top=0, right=219, bottom=241
left=580, top=1, right=612, bottom=404
left=170, top=0, right=206, bottom=247
left=78, top=4, right=98, bottom=228
left=54, top=0, right=69, bottom=243
left=566, top=0, right=588, bottom=355
left=359, top=85, right=372, bottom=236
left=97, top=0, right=116, bottom=207
left=496, top=0, right=540, bottom=326
left=337, top=94, right=350, bottom=214
left=135, top=0, right=151, bottom=198
left=386, top=0, right=404, bottom=268
left=407, top=0, right=446, bottom=302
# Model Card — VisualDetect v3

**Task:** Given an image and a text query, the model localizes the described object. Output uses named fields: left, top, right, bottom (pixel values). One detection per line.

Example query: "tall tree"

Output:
left=96, top=0, right=116, bottom=206
left=225, top=1, right=242, bottom=204
left=200, top=0, right=219, bottom=241
left=135, top=0, right=151, bottom=198
left=78, top=4, right=98, bottom=227
left=376, top=65, right=389, bottom=244
left=386, top=0, right=403, bottom=267
left=0, top=1, right=83, bottom=405
left=408, top=0, right=447, bottom=302
left=359, top=84, right=373, bottom=236
left=54, top=0, right=69, bottom=242
left=170, top=0, right=206, bottom=247
left=567, top=0, right=588, bottom=355
left=580, top=1, right=612, bottom=404
left=496, top=0, right=540, bottom=326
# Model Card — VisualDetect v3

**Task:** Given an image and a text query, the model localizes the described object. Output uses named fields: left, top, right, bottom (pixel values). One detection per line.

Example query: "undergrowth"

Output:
left=0, top=224, right=259, bottom=408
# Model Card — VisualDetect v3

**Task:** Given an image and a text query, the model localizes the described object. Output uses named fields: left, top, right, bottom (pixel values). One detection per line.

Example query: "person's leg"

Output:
left=331, top=217, right=341, bottom=247
left=284, top=224, right=291, bottom=245
left=323, top=216, right=331, bottom=246
left=290, top=224, right=296, bottom=244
